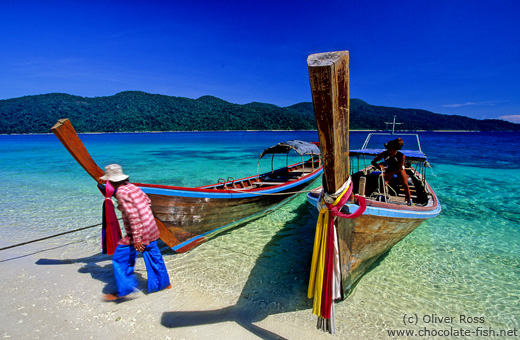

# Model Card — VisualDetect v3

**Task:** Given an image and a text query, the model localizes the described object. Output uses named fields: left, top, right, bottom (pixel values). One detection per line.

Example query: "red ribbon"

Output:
left=320, top=185, right=367, bottom=319
left=101, top=181, right=122, bottom=255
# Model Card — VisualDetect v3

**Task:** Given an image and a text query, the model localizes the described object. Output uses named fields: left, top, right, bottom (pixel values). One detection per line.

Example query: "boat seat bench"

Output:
left=288, top=169, right=313, bottom=174
left=253, top=182, right=280, bottom=186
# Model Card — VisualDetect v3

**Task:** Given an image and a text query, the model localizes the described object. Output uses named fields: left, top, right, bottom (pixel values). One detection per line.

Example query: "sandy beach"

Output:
left=0, top=238, right=339, bottom=340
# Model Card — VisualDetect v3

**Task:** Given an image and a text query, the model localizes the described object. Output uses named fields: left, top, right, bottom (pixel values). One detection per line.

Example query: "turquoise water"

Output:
left=1, top=131, right=519, bottom=337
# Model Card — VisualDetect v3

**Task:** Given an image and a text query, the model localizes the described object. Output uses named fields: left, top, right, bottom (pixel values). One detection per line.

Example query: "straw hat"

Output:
left=100, top=164, right=129, bottom=182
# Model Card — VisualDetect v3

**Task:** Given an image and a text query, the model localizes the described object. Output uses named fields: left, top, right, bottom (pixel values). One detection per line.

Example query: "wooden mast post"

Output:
left=307, top=51, right=353, bottom=298
left=307, top=51, right=350, bottom=194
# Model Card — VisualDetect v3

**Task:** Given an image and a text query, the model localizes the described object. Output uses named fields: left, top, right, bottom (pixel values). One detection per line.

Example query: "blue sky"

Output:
left=1, top=0, right=519, bottom=122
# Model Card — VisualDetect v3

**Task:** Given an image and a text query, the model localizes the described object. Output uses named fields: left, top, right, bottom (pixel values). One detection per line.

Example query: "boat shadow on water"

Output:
left=160, top=199, right=319, bottom=339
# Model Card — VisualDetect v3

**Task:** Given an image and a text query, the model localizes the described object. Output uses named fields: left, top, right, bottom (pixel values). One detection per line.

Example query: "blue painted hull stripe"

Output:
left=306, top=193, right=441, bottom=220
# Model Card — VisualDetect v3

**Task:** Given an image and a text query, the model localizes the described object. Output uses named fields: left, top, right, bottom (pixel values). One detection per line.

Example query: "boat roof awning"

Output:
left=349, top=149, right=428, bottom=163
left=259, top=140, right=320, bottom=159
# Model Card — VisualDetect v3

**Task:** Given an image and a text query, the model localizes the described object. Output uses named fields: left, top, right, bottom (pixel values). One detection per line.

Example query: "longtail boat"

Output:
left=51, top=119, right=323, bottom=253
left=305, top=51, right=441, bottom=332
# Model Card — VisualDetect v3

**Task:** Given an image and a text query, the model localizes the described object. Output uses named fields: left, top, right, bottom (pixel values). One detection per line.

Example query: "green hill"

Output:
left=0, top=91, right=518, bottom=133
left=287, top=99, right=519, bottom=131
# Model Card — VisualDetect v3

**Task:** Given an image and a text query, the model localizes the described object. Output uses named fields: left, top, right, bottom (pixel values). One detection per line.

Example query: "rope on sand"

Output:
left=0, top=219, right=121, bottom=251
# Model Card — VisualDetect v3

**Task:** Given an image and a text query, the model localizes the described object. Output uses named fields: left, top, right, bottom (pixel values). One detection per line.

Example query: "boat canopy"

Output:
left=352, top=131, right=429, bottom=164
left=259, top=140, right=320, bottom=159
left=349, top=149, right=428, bottom=163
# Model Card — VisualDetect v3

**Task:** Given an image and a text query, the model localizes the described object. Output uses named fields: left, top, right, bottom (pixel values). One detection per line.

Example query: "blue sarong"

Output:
left=112, top=241, right=170, bottom=297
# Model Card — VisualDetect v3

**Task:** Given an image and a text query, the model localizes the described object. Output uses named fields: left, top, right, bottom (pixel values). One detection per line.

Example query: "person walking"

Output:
left=101, top=164, right=171, bottom=300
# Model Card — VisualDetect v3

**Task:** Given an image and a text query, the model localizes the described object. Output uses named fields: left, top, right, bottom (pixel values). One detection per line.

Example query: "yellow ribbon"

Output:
left=308, top=182, right=351, bottom=317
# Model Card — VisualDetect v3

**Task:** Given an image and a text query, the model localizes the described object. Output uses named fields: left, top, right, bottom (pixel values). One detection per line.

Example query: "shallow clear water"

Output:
left=1, top=130, right=519, bottom=337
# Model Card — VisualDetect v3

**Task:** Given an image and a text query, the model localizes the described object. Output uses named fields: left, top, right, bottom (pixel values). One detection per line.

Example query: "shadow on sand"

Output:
left=35, top=248, right=150, bottom=302
left=159, top=198, right=398, bottom=338
left=160, top=199, right=319, bottom=339
left=31, top=198, right=319, bottom=337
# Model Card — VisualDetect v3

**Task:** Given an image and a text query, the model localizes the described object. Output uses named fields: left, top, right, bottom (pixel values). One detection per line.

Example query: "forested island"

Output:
left=1, top=91, right=518, bottom=134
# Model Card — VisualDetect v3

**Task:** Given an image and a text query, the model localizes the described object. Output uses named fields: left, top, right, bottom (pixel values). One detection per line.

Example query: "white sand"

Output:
left=0, top=240, right=341, bottom=340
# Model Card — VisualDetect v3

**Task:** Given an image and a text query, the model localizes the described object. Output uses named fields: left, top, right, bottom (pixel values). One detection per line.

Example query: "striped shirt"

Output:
left=115, top=183, right=159, bottom=245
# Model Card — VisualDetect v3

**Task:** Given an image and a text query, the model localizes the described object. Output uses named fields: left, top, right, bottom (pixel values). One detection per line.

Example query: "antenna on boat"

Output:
left=385, top=116, right=403, bottom=134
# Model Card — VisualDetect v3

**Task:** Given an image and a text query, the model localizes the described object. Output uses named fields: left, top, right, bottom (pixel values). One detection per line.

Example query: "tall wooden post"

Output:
left=307, top=51, right=350, bottom=193
left=308, top=51, right=353, bottom=300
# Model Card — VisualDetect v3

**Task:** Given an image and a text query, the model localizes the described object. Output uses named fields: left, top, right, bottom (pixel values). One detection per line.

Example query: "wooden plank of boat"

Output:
left=52, top=119, right=323, bottom=253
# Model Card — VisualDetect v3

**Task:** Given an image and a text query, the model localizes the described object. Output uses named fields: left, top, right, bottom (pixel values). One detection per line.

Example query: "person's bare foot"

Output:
left=104, top=293, right=127, bottom=301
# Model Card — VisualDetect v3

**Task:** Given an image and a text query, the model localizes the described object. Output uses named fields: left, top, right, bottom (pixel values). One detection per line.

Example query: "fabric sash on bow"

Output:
left=308, top=179, right=367, bottom=319
left=100, top=181, right=122, bottom=255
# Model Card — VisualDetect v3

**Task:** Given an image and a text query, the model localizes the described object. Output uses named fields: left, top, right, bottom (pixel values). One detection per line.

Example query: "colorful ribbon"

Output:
left=308, top=181, right=367, bottom=318
left=101, top=181, right=122, bottom=255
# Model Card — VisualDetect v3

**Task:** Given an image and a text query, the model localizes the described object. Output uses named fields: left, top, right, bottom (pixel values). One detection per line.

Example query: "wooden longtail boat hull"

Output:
left=307, top=181, right=441, bottom=294
left=139, top=169, right=322, bottom=252
left=339, top=215, right=425, bottom=291
left=51, top=118, right=323, bottom=253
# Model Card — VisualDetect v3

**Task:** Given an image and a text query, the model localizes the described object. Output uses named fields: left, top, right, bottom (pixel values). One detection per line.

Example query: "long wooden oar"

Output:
left=51, top=119, right=180, bottom=248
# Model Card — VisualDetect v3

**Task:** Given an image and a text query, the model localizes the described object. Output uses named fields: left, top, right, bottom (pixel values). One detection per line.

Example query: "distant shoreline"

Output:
left=4, top=93, right=518, bottom=134
left=3, top=129, right=515, bottom=136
